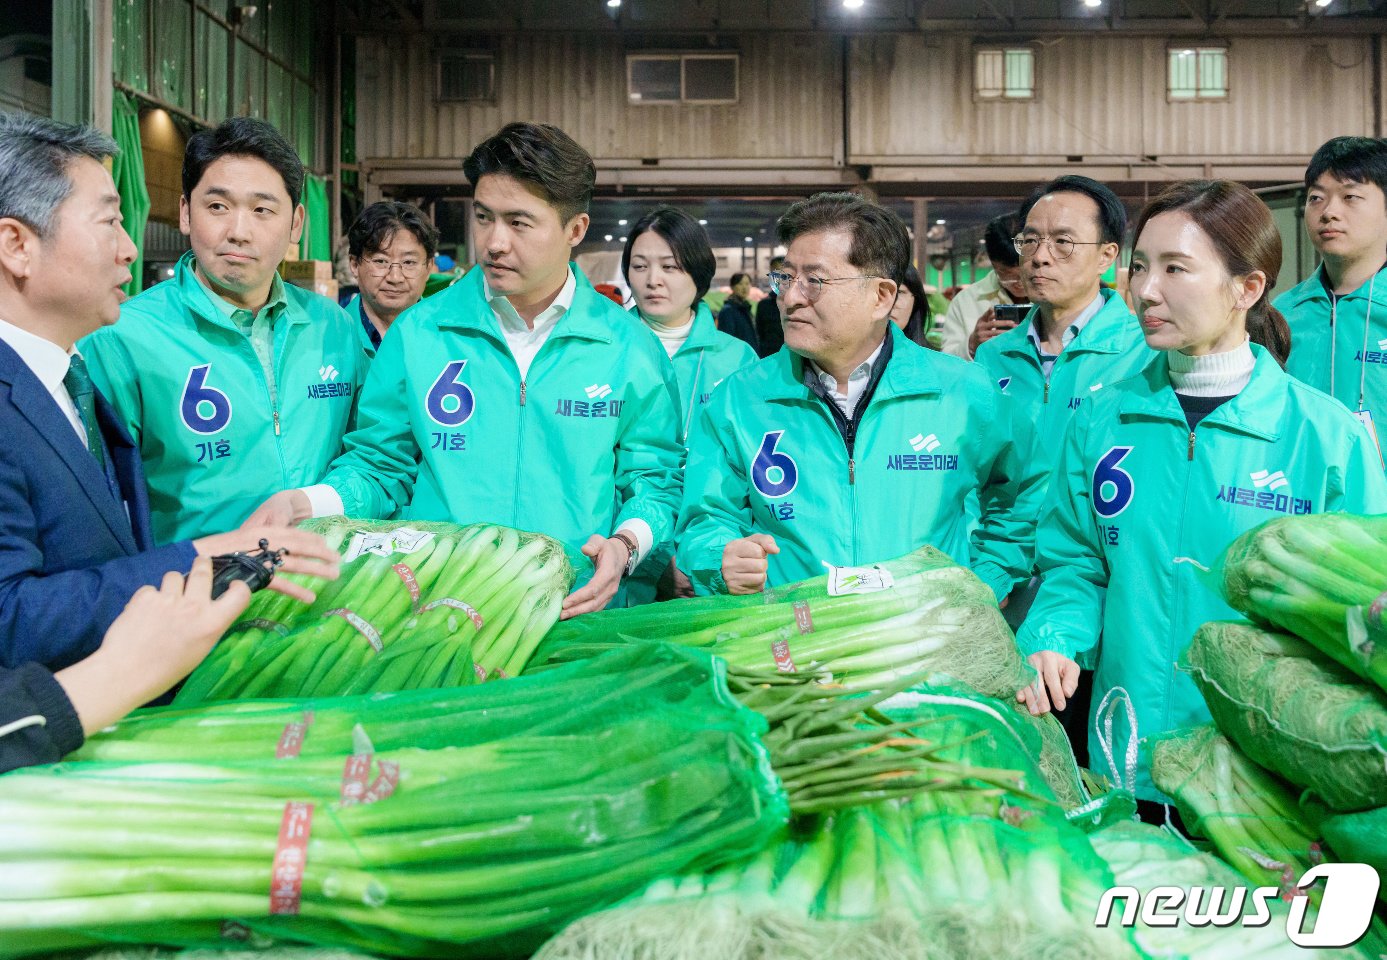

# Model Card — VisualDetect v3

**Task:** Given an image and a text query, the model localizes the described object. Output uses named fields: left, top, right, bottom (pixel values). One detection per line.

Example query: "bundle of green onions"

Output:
left=1088, top=821, right=1309, bottom=960
left=6, top=645, right=1026, bottom=959
left=1183, top=620, right=1387, bottom=811
left=532, top=546, right=1035, bottom=700
left=1149, top=724, right=1387, bottom=958
left=536, top=690, right=1137, bottom=960
left=1219, top=513, right=1387, bottom=693
left=1321, top=806, right=1387, bottom=884
left=177, top=518, right=572, bottom=704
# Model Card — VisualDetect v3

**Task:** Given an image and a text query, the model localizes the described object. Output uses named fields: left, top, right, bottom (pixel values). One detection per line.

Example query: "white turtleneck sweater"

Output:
left=644, top=310, right=695, bottom=358
left=1167, top=337, right=1255, bottom=397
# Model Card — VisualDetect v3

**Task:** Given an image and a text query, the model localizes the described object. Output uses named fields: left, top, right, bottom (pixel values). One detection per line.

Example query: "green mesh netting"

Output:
left=2, top=645, right=787, bottom=959
left=1183, top=620, right=1387, bottom=811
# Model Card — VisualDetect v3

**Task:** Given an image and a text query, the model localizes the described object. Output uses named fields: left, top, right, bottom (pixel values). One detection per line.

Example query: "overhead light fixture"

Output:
left=606, top=0, right=621, bottom=7
left=745, top=236, right=753, bottom=242
left=604, top=234, right=613, bottom=241
left=619, top=236, right=627, bottom=242
left=843, top=0, right=864, bottom=9
left=698, top=219, right=708, bottom=225
left=1083, top=0, right=1101, bottom=7
left=935, top=219, right=946, bottom=225
left=1315, top=0, right=1333, bottom=6
left=617, top=218, right=627, bottom=225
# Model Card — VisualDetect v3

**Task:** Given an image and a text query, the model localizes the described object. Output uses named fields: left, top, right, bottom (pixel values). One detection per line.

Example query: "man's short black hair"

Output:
left=729, top=272, right=750, bottom=287
left=769, top=255, right=786, bottom=270
left=182, top=116, right=304, bottom=207
left=1306, top=136, right=1387, bottom=197
left=348, top=201, right=440, bottom=261
left=1020, top=175, right=1126, bottom=246
left=463, top=122, right=595, bottom=225
left=621, top=206, right=716, bottom=302
left=983, top=212, right=1023, bottom=268
left=776, top=192, right=910, bottom=283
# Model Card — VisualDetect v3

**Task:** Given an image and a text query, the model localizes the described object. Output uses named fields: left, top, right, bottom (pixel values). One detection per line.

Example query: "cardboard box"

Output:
left=288, top=278, right=339, bottom=300
left=280, top=259, right=333, bottom=282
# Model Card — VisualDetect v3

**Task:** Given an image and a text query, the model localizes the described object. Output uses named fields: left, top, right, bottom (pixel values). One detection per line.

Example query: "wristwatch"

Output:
left=611, top=531, right=640, bottom=577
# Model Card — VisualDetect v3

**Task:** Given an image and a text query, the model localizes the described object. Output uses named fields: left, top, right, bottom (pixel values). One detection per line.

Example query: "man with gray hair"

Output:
left=0, top=114, right=336, bottom=672
left=677, top=191, right=1043, bottom=598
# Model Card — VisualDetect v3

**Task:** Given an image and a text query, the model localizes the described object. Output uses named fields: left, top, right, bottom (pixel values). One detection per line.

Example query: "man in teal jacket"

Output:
left=1275, top=137, right=1387, bottom=462
left=251, top=123, right=683, bottom=618
left=345, top=200, right=437, bottom=353
left=976, top=177, right=1151, bottom=634
left=677, top=193, right=1043, bottom=599
left=82, top=117, right=370, bottom=544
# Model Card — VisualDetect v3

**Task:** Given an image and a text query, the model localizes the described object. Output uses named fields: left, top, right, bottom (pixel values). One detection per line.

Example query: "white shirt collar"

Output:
left=809, top=341, right=883, bottom=396
left=0, top=315, right=78, bottom=392
left=484, top=267, right=577, bottom=336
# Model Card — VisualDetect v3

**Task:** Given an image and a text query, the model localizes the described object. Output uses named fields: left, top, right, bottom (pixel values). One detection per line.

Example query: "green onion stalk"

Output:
left=1220, top=514, right=1387, bottom=692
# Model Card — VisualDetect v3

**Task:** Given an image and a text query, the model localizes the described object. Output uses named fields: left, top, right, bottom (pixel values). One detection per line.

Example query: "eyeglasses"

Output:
left=768, top=270, right=884, bottom=303
left=360, top=256, right=426, bottom=279
left=1011, top=235, right=1105, bottom=261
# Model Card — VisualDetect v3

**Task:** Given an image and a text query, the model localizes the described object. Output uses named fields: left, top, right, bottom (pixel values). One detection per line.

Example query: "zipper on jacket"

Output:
left=520, top=380, right=527, bottom=406
left=1044, top=379, right=1050, bottom=404
left=1187, top=431, right=1196, bottom=461
left=273, top=410, right=281, bottom=436
left=849, top=457, right=856, bottom=485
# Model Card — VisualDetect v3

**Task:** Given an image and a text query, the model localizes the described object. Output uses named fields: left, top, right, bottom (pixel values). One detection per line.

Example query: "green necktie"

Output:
left=62, top=354, right=106, bottom=470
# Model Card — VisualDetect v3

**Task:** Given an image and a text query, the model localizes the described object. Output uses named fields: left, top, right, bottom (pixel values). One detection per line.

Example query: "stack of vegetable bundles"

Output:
left=3, top=644, right=1032, bottom=959
left=532, top=545, right=1035, bottom=700
left=1148, top=513, right=1387, bottom=950
left=537, top=684, right=1140, bottom=960
left=177, top=517, right=573, bottom=703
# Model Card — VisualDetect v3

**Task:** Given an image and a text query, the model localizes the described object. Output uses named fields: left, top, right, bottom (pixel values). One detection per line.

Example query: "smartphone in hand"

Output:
left=992, top=303, right=1029, bottom=329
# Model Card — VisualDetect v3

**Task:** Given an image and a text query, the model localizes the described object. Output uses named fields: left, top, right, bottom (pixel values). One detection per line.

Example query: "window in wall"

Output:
left=975, top=48, right=1035, bottom=100
left=628, top=54, right=739, bottom=104
left=1168, top=47, right=1228, bottom=100
left=437, top=52, right=496, bottom=102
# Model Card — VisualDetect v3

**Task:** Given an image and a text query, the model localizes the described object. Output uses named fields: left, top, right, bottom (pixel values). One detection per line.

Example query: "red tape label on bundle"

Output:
left=422, top=597, right=485, bottom=631
left=275, top=710, right=315, bottom=759
left=792, top=601, right=814, bottom=635
left=1370, top=592, right=1387, bottom=628
left=340, top=754, right=373, bottom=805
left=362, top=759, right=400, bottom=804
left=392, top=563, right=421, bottom=608
left=326, top=607, right=384, bottom=653
left=473, top=662, right=488, bottom=681
left=269, top=801, right=314, bottom=915
left=771, top=638, right=797, bottom=673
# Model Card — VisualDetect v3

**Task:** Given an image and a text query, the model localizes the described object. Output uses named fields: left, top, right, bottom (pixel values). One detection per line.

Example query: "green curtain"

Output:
left=299, top=174, right=331, bottom=261
left=111, top=91, right=150, bottom=295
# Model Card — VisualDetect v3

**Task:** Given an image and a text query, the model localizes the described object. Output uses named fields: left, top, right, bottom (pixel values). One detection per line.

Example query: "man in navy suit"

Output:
left=0, top=114, right=338, bottom=671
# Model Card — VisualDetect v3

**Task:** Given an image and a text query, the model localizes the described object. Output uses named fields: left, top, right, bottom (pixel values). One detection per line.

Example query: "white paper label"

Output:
left=343, top=528, right=436, bottom=562
left=825, top=563, right=895, bottom=596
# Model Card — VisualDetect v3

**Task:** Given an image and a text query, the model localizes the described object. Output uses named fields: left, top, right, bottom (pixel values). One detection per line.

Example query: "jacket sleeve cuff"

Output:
left=22, top=664, right=85, bottom=756
left=971, top=561, right=1016, bottom=603
left=302, top=484, right=346, bottom=519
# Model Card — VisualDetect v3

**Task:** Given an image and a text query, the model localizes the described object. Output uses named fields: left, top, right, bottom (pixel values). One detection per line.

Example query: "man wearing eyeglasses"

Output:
left=974, top=176, right=1147, bottom=494
left=346, top=201, right=438, bottom=352
left=677, top=191, right=1044, bottom=600
left=82, top=117, right=371, bottom=543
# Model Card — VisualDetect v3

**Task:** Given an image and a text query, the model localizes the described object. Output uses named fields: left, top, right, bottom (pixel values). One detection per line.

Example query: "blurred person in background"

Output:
left=889, top=264, right=936, bottom=349
left=754, top=255, right=787, bottom=357
left=939, top=212, right=1028, bottom=359
left=716, top=271, right=760, bottom=352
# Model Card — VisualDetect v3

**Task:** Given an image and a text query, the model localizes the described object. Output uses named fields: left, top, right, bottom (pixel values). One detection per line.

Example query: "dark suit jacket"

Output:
left=715, top=297, right=760, bottom=354
left=0, top=338, right=196, bottom=670
left=754, top=296, right=784, bottom=358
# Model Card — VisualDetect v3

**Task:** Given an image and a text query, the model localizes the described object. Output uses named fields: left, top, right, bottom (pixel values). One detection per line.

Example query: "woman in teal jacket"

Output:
left=1017, top=181, right=1387, bottom=813
left=622, top=207, right=758, bottom=601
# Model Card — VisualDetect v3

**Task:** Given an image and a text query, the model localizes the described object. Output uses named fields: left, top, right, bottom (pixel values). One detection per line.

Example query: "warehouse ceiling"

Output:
left=343, top=0, right=1387, bottom=35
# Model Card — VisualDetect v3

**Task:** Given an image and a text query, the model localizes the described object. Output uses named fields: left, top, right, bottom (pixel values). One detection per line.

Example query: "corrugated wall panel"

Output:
left=356, top=34, right=841, bottom=163
left=1141, top=37, right=1373, bottom=158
